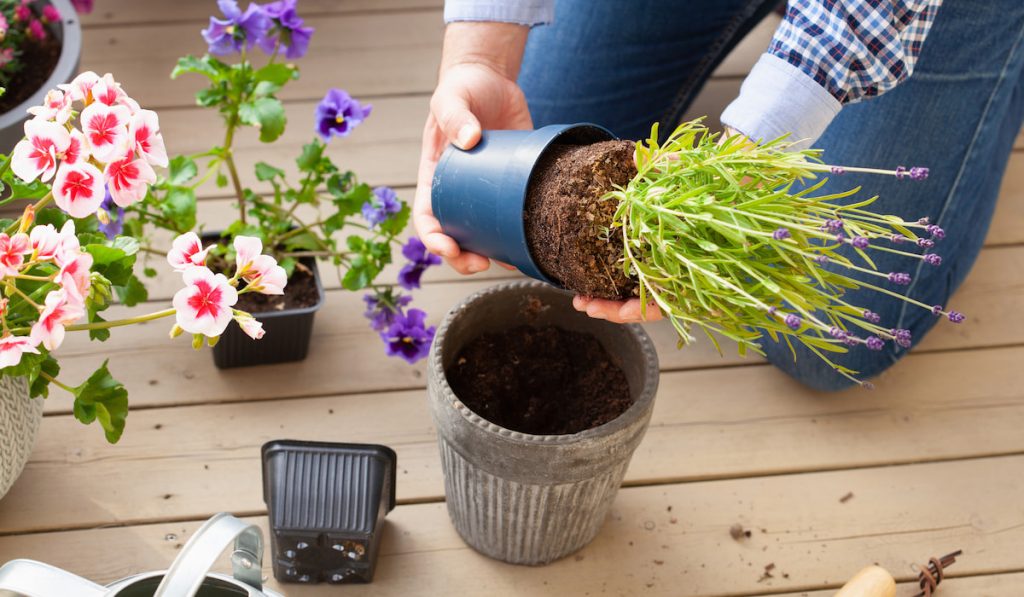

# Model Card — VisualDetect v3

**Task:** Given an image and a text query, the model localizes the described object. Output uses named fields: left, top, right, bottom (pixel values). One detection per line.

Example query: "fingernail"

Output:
left=456, top=125, right=475, bottom=149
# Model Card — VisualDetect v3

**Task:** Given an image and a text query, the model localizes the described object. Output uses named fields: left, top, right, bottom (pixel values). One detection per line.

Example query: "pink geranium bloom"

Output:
left=62, top=129, right=89, bottom=166
left=30, top=290, right=85, bottom=351
left=129, top=109, right=168, bottom=167
left=59, top=71, right=100, bottom=103
left=58, top=250, right=94, bottom=307
left=11, top=119, right=71, bottom=182
left=173, top=266, right=238, bottom=337
left=30, top=224, right=62, bottom=260
left=0, top=335, right=39, bottom=369
left=233, top=312, right=265, bottom=340
left=53, top=162, right=106, bottom=218
left=233, top=236, right=262, bottom=276
left=243, top=254, right=287, bottom=295
left=54, top=221, right=81, bottom=265
left=27, top=89, right=73, bottom=125
left=80, top=102, right=130, bottom=163
left=105, top=153, right=156, bottom=207
left=91, top=74, right=139, bottom=113
left=0, top=233, right=30, bottom=277
left=167, top=232, right=210, bottom=272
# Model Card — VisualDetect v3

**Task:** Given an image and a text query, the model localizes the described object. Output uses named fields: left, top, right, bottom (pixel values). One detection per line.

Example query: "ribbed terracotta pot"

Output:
left=0, top=376, right=42, bottom=501
left=427, top=281, right=659, bottom=565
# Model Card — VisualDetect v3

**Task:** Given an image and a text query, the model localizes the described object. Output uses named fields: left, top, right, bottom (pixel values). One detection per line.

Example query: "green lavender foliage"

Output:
left=608, top=119, right=939, bottom=384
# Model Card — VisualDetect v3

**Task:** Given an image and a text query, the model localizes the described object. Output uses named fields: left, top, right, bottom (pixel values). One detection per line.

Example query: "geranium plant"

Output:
left=0, top=73, right=286, bottom=442
left=124, top=0, right=437, bottom=362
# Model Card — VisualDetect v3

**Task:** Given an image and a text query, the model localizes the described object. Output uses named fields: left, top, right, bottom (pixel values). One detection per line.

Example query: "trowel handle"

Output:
left=833, top=565, right=897, bottom=597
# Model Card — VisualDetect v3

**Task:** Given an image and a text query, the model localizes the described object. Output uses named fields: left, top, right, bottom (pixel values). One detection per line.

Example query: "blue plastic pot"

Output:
left=431, top=124, right=617, bottom=284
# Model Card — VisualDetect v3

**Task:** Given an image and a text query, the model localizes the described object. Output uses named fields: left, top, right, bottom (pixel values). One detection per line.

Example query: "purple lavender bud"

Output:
left=852, top=236, right=870, bottom=249
left=909, top=167, right=929, bottom=181
left=932, top=304, right=943, bottom=316
left=767, top=306, right=777, bottom=316
left=895, top=166, right=908, bottom=179
left=888, top=272, right=912, bottom=285
left=843, top=335, right=861, bottom=347
left=829, top=326, right=846, bottom=339
left=890, top=234, right=905, bottom=244
left=862, top=381, right=876, bottom=390
left=948, top=311, right=966, bottom=323
left=825, top=219, right=844, bottom=232
left=926, top=224, right=945, bottom=240
left=917, top=238, right=935, bottom=249
left=862, top=310, right=881, bottom=323
left=830, top=166, right=846, bottom=175
left=784, top=314, right=801, bottom=330
left=891, top=328, right=913, bottom=348
left=918, top=217, right=930, bottom=225
left=815, top=254, right=830, bottom=265
left=836, top=232, right=847, bottom=243
left=923, top=253, right=942, bottom=266
left=865, top=336, right=885, bottom=351
left=773, top=227, right=791, bottom=240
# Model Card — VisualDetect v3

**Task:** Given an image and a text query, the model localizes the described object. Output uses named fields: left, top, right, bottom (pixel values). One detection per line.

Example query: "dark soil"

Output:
left=0, top=35, right=61, bottom=115
left=524, top=140, right=639, bottom=300
left=208, top=254, right=320, bottom=314
left=446, top=325, right=633, bottom=435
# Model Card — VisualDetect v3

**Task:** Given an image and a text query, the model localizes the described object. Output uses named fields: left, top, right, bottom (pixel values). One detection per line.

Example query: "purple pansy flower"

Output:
left=361, top=186, right=402, bottom=227
left=98, top=188, right=125, bottom=240
left=202, top=0, right=271, bottom=55
left=315, top=88, right=372, bottom=142
left=398, top=237, right=442, bottom=290
left=363, top=293, right=412, bottom=333
left=260, top=0, right=314, bottom=59
left=381, top=308, right=435, bottom=363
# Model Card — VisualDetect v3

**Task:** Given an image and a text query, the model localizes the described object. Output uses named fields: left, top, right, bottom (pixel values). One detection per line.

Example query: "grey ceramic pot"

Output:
left=0, top=0, right=82, bottom=153
left=427, top=281, right=659, bottom=565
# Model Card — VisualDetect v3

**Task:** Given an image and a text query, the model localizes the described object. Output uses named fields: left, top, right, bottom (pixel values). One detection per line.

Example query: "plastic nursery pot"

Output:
left=431, top=123, right=617, bottom=285
left=201, top=232, right=325, bottom=369
left=262, top=440, right=397, bottom=584
left=427, top=280, right=660, bottom=565
left=0, top=0, right=82, bottom=153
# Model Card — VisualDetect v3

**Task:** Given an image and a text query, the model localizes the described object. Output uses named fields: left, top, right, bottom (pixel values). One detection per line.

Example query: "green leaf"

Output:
left=171, top=55, right=221, bottom=80
left=168, top=156, right=198, bottom=185
left=88, top=314, right=111, bottom=341
left=283, top=231, right=322, bottom=252
left=115, top=274, right=148, bottom=307
left=160, top=187, right=197, bottom=232
left=279, top=257, right=297, bottom=278
left=378, top=203, right=411, bottom=237
left=296, top=141, right=325, bottom=173
left=216, top=172, right=228, bottom=188
left=254, top=63, right=297, bottom=86
left=238, top=97, right=286, bottom=143
left=28, top=355, right=60, bottom=399
left=71, top=361, right=129, bottom=444
left=342, top=254, right=375, bottom=291
left=332, top=182, right=371, bottom=218
left=84, top=243, right=137, bottom=287
left=254, top=162, right=285, bottom=182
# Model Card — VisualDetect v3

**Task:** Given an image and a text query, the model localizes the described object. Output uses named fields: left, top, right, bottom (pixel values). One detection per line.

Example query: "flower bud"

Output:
left=19, top=205, right=35, bottom=233
left=169, top=324, right=185, bottom=339
left=206, top=335, right=220, bottom=348
left=191, top=333, right=204, bottom=350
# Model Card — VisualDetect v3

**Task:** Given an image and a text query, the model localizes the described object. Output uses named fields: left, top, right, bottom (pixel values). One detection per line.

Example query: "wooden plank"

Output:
left=81, top=0, right=445, bottom=27
left=1, top=457, right=1021, bottom=596
left=5, top=342, right=1024, bottom=534
left=81, top=11, right=444, bottom=109
left=793, top=573, right=1024, bottom=597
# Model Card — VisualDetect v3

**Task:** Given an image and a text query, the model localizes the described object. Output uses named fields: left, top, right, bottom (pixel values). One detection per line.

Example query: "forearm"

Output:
left=441, top=22, right=530, bottom=79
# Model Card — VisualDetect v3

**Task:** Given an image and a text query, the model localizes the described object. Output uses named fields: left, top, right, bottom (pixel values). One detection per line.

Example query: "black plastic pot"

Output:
left=202, top=232, right=325, bottom=369
left=431, top=124, right=617, bottom=285
left=0, top=0, right=82, bottom=152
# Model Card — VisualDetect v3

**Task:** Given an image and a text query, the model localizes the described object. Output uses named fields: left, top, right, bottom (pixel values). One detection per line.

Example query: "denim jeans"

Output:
left=518, top=0, right=1024, bottom=391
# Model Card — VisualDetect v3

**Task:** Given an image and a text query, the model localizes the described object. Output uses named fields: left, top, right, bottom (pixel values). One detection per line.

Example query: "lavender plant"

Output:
left=611, top=119, right=963, bottom=387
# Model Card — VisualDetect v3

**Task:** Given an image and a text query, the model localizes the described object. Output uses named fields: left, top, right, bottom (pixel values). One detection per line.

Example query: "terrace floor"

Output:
left=2, top=2, right=1024, bottom=595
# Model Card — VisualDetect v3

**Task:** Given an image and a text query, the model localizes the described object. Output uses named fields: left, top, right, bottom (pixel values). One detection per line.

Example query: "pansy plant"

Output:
left=127, top=0, right=436, bottom=363
left=0, top=76, right=284, bottom=443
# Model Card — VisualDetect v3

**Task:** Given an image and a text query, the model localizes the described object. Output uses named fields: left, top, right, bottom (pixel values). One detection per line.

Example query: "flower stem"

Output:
left=65, top=308, right=176, bottom=332
left=4, top=192, right=53, bottom=235
left=39, top=371, right=74, bottom=393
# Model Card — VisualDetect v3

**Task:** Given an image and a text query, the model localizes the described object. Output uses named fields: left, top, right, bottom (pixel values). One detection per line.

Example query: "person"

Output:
left=413, top=0, right=1024, bottom=391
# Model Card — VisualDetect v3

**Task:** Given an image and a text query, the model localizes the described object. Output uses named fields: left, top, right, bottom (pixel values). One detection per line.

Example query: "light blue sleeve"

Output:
left=444, top=0, right=555, bottom=27
left=720, top=53, right=842, bottom=149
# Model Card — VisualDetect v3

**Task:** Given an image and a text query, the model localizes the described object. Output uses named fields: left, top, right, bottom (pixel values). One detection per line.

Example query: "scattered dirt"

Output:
left=0, top=33, right=61, bottom=114
left=839, top=491, right=855, bottom=504
left=758, top=563, right=776, bottom=583
left=730, top=524, right=752, bottom=541
left=446, top=325, right=633, bottom=435
left=524, top=140, right=639, bottom=300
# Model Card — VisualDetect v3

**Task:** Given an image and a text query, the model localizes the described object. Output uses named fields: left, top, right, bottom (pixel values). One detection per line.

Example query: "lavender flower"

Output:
left=932, top=305, right=944, bottom=316
left=852, top=236, right=870, bottom=249
left=865, top=336, right=884, bottom=351
left=909, top=167, right=929, bottom=181
left=917, top=238, right=935, bottom=249
left=862, top=381, right=876, bottom=390
left=363, top=293, right=412, bottom=332
left=767, top=306, right=777, bottom=316
left=918, top=217, right=930, bottom=225
left=772, top=227, right=790, bottom=240
left=815, top=254, right=829, bottom=265
left=830, top=166, right=845, bottom=175
left=381, top=308, right=435, bottom=363
left=97, top=188, right=124, bottom=240
left=784, top=314, right=801, bottom=330
left=315, top=88, right=372, bottom=142
left=890, top=234, right=905, bottom=244
left=926, top=224, right=945, bottom=240
left=948, top=311, right=966, bottom=323
left=835, top=232, right=847, bottom=243
left=923, top=253, right=942, bottom=266
left=842, top=335, right=861, bottom=347
left=398, top=237, right=442, bottom=290
left=260, top=0, right=315, bottom=59
left=824, top=219, right=844, bottom=232
left=862, top=310, right=881, bottom=323
left=828, top=326, right=846, bottom=339
left=888, top=272, right=911, bottom=285
left=361, top=186, right=401, bottom=227
left=890, top=328, right=912, bottom=348
left=201, top=0, right=271, bottom=55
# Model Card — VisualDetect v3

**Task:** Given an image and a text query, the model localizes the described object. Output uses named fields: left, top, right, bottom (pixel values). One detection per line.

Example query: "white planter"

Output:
left=0, top=376, right=42, bottom=501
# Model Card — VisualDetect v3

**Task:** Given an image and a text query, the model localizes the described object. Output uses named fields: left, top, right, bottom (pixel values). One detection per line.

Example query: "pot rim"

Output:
left=429, top=280, right=659, bottom=445
left=0, top=0, right=82, bottom=127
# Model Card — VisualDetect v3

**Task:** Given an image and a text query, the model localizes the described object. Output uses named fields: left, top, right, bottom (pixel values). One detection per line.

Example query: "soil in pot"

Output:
left=446, top=324, right=632, bottom=435
left=208, top=254, right=319, bottom=313
left=524, top=140, right=639, bottom=300
left=0, top=35, right=62, bottom=114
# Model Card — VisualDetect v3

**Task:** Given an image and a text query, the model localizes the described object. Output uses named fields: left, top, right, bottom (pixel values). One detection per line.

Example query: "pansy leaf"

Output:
left=254, top=63, right=297, bottom=86
left=71, top=361, right=129, bottom=444
left=342, top=254, right=376, bottom=291
left=239, top=98, right=286, bottom=143
left=296, top=141, right=325, bottom=173
left=171, top=55, right=222, bottom=80
left=254, top=162, right=285, bottom=181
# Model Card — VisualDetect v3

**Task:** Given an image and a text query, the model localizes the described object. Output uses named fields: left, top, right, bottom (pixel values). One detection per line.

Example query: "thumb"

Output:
left=430, top=90, right=482, bottom=150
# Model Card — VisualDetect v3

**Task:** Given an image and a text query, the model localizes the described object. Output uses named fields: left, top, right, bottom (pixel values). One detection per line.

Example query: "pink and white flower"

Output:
left=58, top=250, right=94, bottom=307
left=30, top=224, right=62, bottom=260
left=54, top=221, right=81, bottom=265
left=167, top=232, right=210, bottom=272
left=30, top=290, right=85, bottom=351
left=11, top=119, right=70, bottom=182
left=62, top=129, right=90, bottom=166
left=0, top=335, right=39, bottom=369
left=242, top=254, right=287, bottom=295
left=233, top=236, right=262, bottom=276
left=27, top=89, right=73, bottom=125
left=59, top=71, right=100, bottom=103
left=91, top=73, right=140, bottom=114
left=53, top=162, right=106, bottom=218
left=0, top=233, right=30, bottom=277
left=129, top=109, right=168, bottom=167
left=173, top=266, right=238, bottom=337
left=105, top=152, right=156, bottom=207
left=80, top=102, right=130, bottom=163
left=233, top=311, right=265, bottom=340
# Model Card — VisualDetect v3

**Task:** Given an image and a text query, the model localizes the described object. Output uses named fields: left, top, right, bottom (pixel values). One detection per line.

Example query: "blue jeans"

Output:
left=518, top=0, right=1024, bottom=391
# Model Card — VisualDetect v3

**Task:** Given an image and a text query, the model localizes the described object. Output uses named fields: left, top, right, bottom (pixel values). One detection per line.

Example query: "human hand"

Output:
left=413, top=23, right=533, bottom=275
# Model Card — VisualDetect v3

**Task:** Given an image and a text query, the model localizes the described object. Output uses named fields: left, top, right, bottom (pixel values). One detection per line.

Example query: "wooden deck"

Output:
left=2, top=2, right=1023, bottom=595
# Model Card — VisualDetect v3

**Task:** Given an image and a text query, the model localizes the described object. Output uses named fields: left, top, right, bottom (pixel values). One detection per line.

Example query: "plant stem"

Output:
left=4, top=192, right=53, bottom=235
left=39, top=371, right=74, bottom=393
left=65, top=308, right=177, bottom=332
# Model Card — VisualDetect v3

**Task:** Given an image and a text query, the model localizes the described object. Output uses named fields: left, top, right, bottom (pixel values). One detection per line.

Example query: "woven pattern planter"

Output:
left=0, top=376, right=42, bottom=501
left=427, top=281, right=659, bottom=565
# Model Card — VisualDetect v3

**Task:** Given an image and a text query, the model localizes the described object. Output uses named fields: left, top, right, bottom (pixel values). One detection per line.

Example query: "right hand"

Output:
left=413, top=23, right=533, bottom=275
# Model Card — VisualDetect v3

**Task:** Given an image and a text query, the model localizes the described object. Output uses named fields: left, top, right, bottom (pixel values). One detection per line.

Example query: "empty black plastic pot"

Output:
left=431, top=124, right=617, bottom=284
